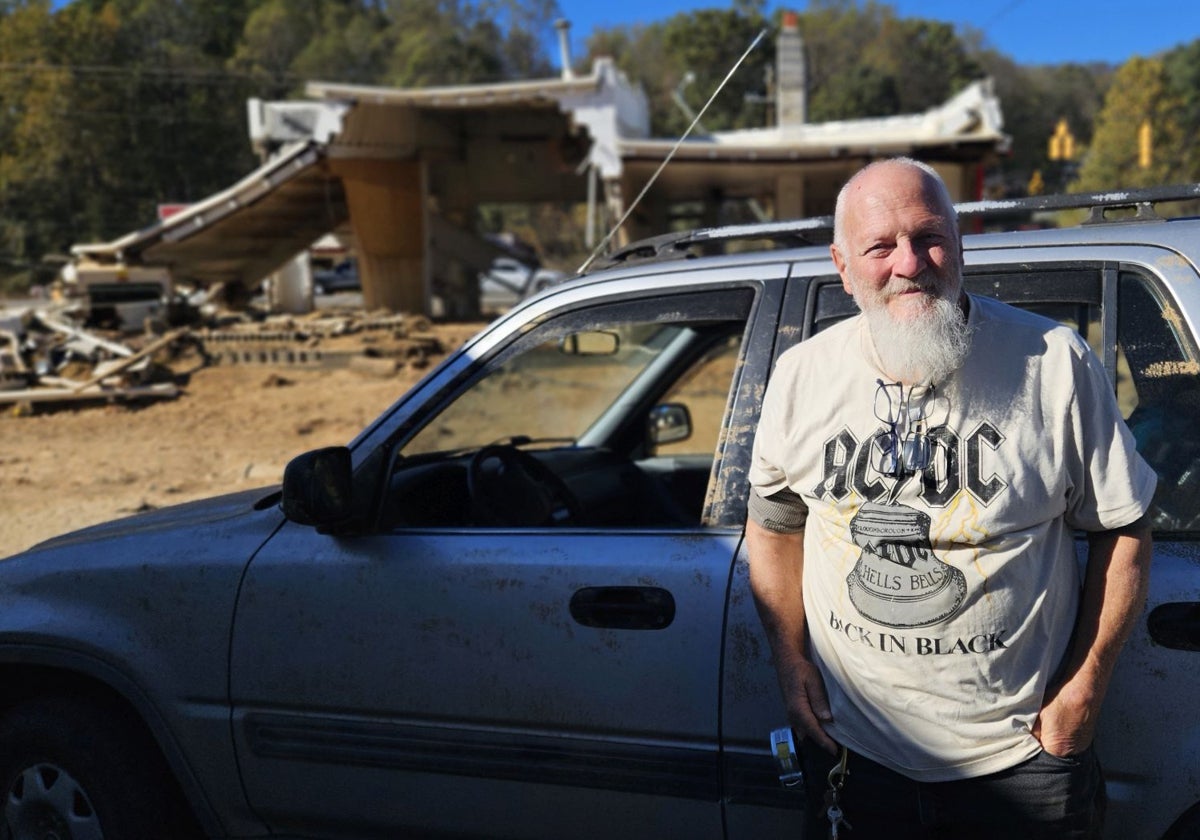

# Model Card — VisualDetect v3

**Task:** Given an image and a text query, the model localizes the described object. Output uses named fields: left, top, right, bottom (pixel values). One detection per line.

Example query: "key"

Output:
left=826, top=804, right=851, bottom=839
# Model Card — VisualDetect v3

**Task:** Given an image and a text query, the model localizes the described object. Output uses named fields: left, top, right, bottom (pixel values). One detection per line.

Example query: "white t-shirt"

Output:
left=749, top=294, right=1156, bottom=782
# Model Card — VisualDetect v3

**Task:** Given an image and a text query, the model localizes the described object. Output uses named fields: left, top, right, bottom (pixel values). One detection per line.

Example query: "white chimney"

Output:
left=555, top=19, right=575, bottom=80
left=776, top=10, right=806, bottom=126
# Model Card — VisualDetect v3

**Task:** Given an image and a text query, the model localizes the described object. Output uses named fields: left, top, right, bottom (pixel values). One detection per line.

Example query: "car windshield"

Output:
left=402, top=323, right=692, bottom=456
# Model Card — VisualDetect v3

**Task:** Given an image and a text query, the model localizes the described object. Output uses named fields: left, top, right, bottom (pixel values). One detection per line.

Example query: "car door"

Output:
left=959, top=250, right=1200, bottom=840
left=719, top=246, right=1200, bottom=840
left=229, top=273, right=786, bottom=839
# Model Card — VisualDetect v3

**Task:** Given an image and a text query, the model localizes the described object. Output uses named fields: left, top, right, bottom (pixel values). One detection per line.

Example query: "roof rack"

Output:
left=956, top=181, right=1200, bottom=224
left=587, top=182, right=1200, bottom=274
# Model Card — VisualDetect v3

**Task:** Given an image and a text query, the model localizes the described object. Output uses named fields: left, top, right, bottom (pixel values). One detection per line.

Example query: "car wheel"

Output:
left=0, top=695, right=200, bottom=840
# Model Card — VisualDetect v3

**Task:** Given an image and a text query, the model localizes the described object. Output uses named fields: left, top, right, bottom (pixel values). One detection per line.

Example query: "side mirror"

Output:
left=281, top=446, right=354, bottom=528
left=648, top=403, right=692, bottom=446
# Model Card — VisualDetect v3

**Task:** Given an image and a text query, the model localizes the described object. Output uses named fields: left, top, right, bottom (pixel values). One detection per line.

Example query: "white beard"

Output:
left=853, top=273, right=972, bottom=385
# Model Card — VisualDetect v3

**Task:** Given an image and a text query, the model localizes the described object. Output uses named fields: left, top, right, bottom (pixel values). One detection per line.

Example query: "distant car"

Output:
left=479, top=256, right=567, bottom=312
left=312, top=259, right=359, bottom=295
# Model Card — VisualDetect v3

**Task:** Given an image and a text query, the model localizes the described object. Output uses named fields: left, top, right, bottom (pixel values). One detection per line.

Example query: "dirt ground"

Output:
left=0, top=318, right=487, bottom=557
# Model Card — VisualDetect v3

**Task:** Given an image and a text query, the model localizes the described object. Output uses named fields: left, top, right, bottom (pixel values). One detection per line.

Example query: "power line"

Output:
left=980, top=0, right=1027, bottom=33
left=0, top=60, right=301, bottom=84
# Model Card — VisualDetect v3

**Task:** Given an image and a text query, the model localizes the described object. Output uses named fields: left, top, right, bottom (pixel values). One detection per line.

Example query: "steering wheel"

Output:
left=467, top=444, right=581, bottom=526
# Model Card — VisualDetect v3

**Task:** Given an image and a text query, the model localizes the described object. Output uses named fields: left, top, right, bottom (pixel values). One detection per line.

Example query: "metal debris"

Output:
left=0, top=300, right=444, bottom=413
left=196, top=308, right=442, bottom=370
left=0, top=303, right=184, bottom=411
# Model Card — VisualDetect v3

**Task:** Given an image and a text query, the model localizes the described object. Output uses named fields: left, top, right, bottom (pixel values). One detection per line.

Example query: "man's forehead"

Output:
left=844, top=170, right=954, bottom=237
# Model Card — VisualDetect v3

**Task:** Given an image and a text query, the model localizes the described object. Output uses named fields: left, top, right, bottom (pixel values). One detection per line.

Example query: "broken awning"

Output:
left=72, top=141, right=347, bottom=291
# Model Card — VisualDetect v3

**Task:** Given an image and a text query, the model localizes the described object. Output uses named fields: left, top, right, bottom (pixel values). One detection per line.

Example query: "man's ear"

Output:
left=831, top=244, right=852, bottom=294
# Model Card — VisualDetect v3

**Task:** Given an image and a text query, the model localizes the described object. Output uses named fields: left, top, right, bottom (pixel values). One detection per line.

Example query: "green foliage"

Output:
left=975, top=49, right=1113, bottom=194
left=1162, top=40, right=1200, bottom=181
left=659, top=8, right=772, bottom=134
left=800, top=0, right=982, bottom=121
left=383, top=0, right=555, bottom=86
left=0, top=0, right=1194, bottom=292
left=1071, top=57, right=1186, bottom=192
left=0, top=2, right=99, bottom=275
left=0, top=0, right=560, bottom=288
left=584, top=0, right=984, bottom=135
left=584, top=5, right=771, bottom=137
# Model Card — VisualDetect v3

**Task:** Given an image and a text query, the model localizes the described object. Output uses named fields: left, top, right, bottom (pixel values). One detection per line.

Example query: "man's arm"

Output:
left=1034, top=515, right=1153, bottom=756
left=745, top=517, right=838, bottom=754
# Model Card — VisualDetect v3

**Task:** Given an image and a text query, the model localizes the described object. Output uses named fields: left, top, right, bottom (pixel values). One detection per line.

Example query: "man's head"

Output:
left=831, top=158, right=970, bottom=385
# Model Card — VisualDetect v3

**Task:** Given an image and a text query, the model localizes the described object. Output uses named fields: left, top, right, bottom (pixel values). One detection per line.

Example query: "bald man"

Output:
left=746, top=158, right=1155, bottom=839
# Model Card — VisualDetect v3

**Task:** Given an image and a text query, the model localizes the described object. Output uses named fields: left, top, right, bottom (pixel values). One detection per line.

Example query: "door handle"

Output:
left=1147, top=602, right=1200, bottom=651
left=570, top=586, right=675, bottom=630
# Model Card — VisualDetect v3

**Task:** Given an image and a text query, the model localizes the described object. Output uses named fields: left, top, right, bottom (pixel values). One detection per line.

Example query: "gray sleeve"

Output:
left=746, top=485, right=808, bottom=533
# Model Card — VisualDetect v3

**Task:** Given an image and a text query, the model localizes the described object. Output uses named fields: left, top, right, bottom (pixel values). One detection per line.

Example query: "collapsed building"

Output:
left=64, top=13, right=1008, bottom=321
left=2, top=13, right=1008, bottom=410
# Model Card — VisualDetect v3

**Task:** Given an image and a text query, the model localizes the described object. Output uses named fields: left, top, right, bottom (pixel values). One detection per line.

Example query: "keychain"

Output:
left=824, top=745, right=852, bottom=839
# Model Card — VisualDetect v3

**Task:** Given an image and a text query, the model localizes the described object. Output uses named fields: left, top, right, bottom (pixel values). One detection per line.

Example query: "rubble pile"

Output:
left=0, top=303, right=186, bottom=413
left=197, top=308, right=444, bottom=373
left=0, top=301, right=444, bottom=414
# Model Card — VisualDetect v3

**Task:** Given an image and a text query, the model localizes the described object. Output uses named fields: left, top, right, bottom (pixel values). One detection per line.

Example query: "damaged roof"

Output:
left=72, top=142, right=347, bottom=290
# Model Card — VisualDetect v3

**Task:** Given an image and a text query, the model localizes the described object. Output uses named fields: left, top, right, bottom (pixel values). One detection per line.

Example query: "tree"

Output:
left=99, top=0, right=258, bottom=221
left=383, top=0, right=556, bottom=86
left=1162, top=39, right=1200, bottom=182
left=0, top=0, right=265, bottom=287
left=0, top=1, right=128, bottom=278
left=799, top=0, right=887, bottom=121
left=582, top=4, right=771, bottom=138
left=1071, top=56, right=1186, bottom=192
left=659, top=6, right=772, bottom=134
left=866, top=17, right=982, bottom=114
left=229, top=0, right=317, bottom=96
left=974, top=48, right=1113, bottom=195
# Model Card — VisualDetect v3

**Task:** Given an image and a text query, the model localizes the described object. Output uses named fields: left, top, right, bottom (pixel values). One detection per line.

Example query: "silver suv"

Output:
left=2, top=186, right=1198, bottom=840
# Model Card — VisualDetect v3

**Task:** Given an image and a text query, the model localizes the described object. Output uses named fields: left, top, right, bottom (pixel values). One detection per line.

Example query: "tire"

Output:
left=0, top=695, right=200, bottom=840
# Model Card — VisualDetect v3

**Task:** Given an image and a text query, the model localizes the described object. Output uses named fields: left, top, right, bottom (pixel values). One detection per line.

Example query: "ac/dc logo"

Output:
left=813, top=423, right=1008, bottom=507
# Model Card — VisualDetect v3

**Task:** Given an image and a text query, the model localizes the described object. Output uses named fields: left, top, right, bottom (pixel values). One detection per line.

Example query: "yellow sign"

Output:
left=1138, top=120, right=1152, bottom=169
left=1048, top=119, right=1075, bottom=161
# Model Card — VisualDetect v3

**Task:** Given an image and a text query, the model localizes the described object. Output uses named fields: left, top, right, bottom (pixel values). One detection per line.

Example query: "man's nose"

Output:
left=891, top=238, right=925, bottom=278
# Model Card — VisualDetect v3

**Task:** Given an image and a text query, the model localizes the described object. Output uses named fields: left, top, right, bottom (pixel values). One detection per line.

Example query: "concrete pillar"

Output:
left=330, top=158, right=425, bottom=314
left=775, top=172, right=805, bottom=220
left=269, top=252, right=313, bottom=314
left=604, top=178, right=628, bottom=246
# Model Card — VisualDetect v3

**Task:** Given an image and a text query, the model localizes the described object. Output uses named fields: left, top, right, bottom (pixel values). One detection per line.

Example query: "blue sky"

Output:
left=554, top=0, right=1199, bottom=66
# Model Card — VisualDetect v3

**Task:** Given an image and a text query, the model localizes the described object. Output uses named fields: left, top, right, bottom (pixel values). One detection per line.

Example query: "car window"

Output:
left=654, top=334, right=742, bottom=458
left=1118, top=271, right=1200, bottom=531
left=403, top=322, right=706, bottom=455
left=976, top=269, right=1200, bottom=532
left=382, top=289, right=755, bottom=530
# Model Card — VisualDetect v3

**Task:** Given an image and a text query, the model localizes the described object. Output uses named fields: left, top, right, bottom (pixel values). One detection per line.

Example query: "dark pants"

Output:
left=799, top=742, right=1106, bottom=839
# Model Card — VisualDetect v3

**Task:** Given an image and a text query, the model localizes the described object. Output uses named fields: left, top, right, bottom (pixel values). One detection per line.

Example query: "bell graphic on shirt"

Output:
left=846, top=502, right=966, bottom=629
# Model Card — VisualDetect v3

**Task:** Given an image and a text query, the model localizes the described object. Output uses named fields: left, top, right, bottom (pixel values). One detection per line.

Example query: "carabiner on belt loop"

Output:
left=826, top=743, right=849, bottom=790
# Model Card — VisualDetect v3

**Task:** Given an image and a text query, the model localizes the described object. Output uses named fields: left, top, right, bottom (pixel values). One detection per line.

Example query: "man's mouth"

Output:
left=889, top=282, right=936, bottom=300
